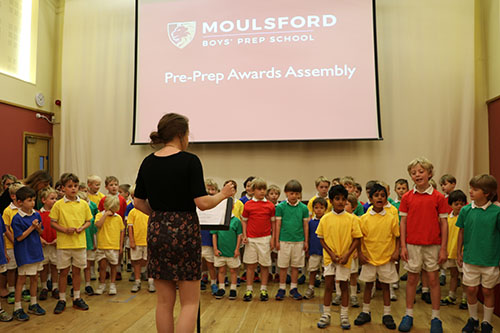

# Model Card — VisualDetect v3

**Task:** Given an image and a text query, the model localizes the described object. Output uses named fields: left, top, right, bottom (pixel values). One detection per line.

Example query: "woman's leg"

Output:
left=154, top=279, right=177, bottom=333
left=177, top=280, right=201, bottom=333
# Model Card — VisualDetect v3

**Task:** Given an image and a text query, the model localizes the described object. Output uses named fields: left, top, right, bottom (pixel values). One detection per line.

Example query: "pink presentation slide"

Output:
left=135, top=0, right=380, bottom=143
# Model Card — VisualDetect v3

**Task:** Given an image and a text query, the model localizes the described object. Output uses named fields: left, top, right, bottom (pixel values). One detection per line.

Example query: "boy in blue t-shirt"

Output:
left=304, top=197, right=327, bottom=299
left=0, top=215, right=13, bottom=321
left=11, top=187, right=45, bottom=321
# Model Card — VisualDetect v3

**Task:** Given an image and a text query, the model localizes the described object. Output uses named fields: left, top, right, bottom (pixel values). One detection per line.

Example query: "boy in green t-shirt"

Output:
left=457, top=174, right=500, bottom=333
left=211, top=210, right=242, bottom=300
left=275, top=179, right=310, bottom=301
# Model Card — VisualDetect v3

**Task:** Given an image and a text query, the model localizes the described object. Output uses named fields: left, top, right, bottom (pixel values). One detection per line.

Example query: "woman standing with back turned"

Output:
left=134, top=113, right=234, bottom=333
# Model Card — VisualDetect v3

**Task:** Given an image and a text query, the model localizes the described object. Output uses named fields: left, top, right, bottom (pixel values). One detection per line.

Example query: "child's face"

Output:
left=395, top=183, right=409, bottom=199
left=344, top=183, right=355, bottom=194
left=317, top=182, right=330, bottom=197
left=253, top=187, right=266, bottom=200
left=371, top=190, right=387, bottom=210
left=266, top=189, right=279, bottom=204
left=18, top=196, right=35, bottom=213
left=106, top=181, right=119, bottom=195
left=344, top=201, right=354, bottom=214
left=332, top=195, right=346, bottom=213
left=245, top=182, right=254, bottom=196
left=79, top=186, right=88, bottom=193
left=119, top=189, right=130, bottom=198
left=441, top=181, right=456, bottom=195
left=206, top=186, right=217, bottom=196
left=88, top=181, right=101, bottom=194
left=410, top=164, right=431, bottom=188
left=63, top=180, right=79, bottom=200
left=42, top=193, right=58, bottom=210
left=313, top=203, right=326, bottom=218
left=354, top=188, right=361, bottom=199
left=469, top=186, right=488, bottom=204
left=451, top=200, right=465, bottom=216
left=285, top=191, right=300, bottom=205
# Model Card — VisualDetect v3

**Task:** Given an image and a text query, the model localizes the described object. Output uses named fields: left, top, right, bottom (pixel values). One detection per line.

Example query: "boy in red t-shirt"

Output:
left=39, top=187, right=59, bottom=300
left=398, top=157, right=448, bottom=333
left=241, top=178, right=275, bottom=302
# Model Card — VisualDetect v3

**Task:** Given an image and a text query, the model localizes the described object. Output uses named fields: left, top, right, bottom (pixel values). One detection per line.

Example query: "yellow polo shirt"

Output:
left=307, top=195, right=333, bottom=216
left=127, top=208, right=148, bottom=246
left=447, top=213, right=460, bottom=259
left=232, top=199, right=244, bottom=220
left=316, top=211, right=362, bottom=268
left=50, top=197, right=92, bottom=249
left=87, top=192, right=105, bottom=206
left=96, top=212, right=124, bottom=250
left=359, top=209, right=400, bottom=266
left=366, top=202, right=399, bottom=217
left=2, top=203, right=18, bottom=249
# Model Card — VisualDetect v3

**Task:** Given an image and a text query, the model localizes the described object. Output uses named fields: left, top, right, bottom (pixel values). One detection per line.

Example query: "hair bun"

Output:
left=150, top=131, right=162, bottom=144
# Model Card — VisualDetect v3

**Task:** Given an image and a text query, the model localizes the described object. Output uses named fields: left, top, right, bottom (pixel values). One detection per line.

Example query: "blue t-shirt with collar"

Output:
left=201, top=230, right=213, bottom=246
left=12, top=210, right=44, bottom=267
left=0, top=215, right=7, bottom=265
left=125, top=202, right=134, bottom=219
left=308, top=217, right=323, bottom=256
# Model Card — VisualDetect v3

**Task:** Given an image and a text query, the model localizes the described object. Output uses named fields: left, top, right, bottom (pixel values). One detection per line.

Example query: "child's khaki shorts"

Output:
left=323, top=263, right=350, bottom=281
left=243, top=236, right=272, bottom=267
left=214, top=255, right=241, bottom=269
left=5, top=248, right=17, bottom=270
left=359, top=261, right=399, bottom=284
left=42, top=244, right=57, bottom=265
left=87, top=249, right=96, bottom=261
left=57, top=248, right=87, bottom=270
left=202, top=246, right=215, bottom=263
left=131, top=245, right=147, bottom=261
left=18, top=262, right=44, bottom=276
left=96, top=249, right=119, bottom=265
left=307, top=254, right=323, bottom=272
left=403, top=244, right=440, bottom=273
left=462, top=262, right=499, bottom=289
left=277, top=241, right=305, bottom=268
left=443, top=259, right=462, bottom=272
left=350, top=257, right=359, bottom=274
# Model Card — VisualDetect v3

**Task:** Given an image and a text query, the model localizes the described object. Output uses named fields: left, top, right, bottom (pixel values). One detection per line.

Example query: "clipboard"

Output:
left=198, top=197, right=233, bottom=231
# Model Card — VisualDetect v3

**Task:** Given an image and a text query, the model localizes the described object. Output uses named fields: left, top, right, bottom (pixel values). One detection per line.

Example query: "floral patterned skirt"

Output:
left=147, top=211, right=201, bottom=281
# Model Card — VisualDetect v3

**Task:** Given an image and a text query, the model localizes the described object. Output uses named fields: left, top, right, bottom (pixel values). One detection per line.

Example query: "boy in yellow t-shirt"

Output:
left=354, top=184, right=400, bottom=330
left=87, top=175, right=105, bottom=206
left=440, top=190, right=467, bottom=308
left=307, top=176, right=332, bottom=215
left=2, top=182, right=24, bottom=304
left=94, top=195, right=124, bottom=296
left=316, top=185, right=362, bottom=330
left=128, top=207, right=154, bottom=293
left=50, top=173, right=92, bottom=314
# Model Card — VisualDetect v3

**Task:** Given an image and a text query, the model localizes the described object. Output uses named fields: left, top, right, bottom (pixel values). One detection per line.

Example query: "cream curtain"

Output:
left=61, top=0, right=476, bottom=201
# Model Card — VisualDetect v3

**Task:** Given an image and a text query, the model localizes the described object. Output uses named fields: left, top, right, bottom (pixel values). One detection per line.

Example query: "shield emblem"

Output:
left=167, top=22, right=196, bottom=49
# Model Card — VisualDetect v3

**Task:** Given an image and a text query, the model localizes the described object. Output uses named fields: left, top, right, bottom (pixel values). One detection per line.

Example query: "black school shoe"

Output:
left=354, top=312, right=371, bottom=326
left=421, top=292, right=431, bottom=304
left=73, top=298, right=89, bottom=311
left=382, top=314, right=396, bottom=330
left=54, top=300, right=66, bottom=314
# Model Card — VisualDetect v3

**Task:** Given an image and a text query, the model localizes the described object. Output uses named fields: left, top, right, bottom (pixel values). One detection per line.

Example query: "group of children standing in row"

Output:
left=0, top=173, right=154, bottom=322
left=200, top=157, right=500, bottom=333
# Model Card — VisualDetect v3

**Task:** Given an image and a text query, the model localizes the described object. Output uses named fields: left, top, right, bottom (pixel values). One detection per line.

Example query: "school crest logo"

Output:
left=168, top=22, right=196, bottom=49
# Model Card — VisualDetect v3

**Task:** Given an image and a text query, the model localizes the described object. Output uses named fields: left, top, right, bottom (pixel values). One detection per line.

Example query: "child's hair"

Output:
left=448, top=190, right=467, bottom=206
left=15, top=186, right=36, bottom=201
left=204, top=179, right=219, bottom=192
left=354, top=183, right=362, bottom=193
left=331, top=177, right=341, bottom=185
left=346, top=194, right=358, bottom=209
left=150, top=113, right=189, bottom=146
left=284, top=179, right=302, bottom=193
left=129, top=185, right=136, bottom=197
left=365, top=180, right=378, bottom=193
left=312, top=197, right=328, bottom=209
left=439, top=174, right=456, bottom=185
left=407, top=157, right=434, bottom=178
left=395, top=178, right=409, bottom=187
left=119, top=184, right=131, bottom=193
left=24, top=170, right=52, bottom=191
left=39, top=186, right=57, bottom=200
left=87, top=175, right=102, bottom=183
left=328, top=185, right=348, bottom=200
left=469, top=174, right=498, bottom=201
left=369, top=183, right=388, bottom=198
left=103, top=195, right=121, bottom=212
left=429, top=179, right=437, bottom=189
left=223, top=180, right=237, bottom=192
left=251, top=178, right=267, bottom=190
left=78, top=191, right=89, bottom=201
left=105, top=176, right=119, bottom=186
left=266, top=184, right=280, bottom=196
left=9, top=182, right=24, bottom=195
left=60, top=173, right=79, bottom=186
left=243, top=176, right=256, bottom=188
left=340, top=176, right=355, bottom=187
left=315, top=176, right=330, bottom=187
left=55, top=180, right=62, bottom=190
left=377, top=181, right=390, bottom=192
left=79, top=182, right=88, bottom=190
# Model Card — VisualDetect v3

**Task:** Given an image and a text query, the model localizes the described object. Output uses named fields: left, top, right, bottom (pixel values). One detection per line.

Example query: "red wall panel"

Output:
left=0, top=102, right=53, bottom=179
left=489, top=98, right=500, bottom=185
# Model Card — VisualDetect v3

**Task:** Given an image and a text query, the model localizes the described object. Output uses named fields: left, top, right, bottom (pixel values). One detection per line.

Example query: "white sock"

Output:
left=483, top=306, right=494, bottom=324
left=308, top=285, right=314, bottom=290
left=53, top=282, right=59, bottom=289
left=440, top=269, right=446, bottom=276
left=219, top=283, right=224, bottom=289
left=422, top=287, right=430, bottom=293
left=340, top=306, right=349, bottom=317
left=148, top=278, right=154, bottom=285
left=279, top=283, right=286, bottom=290
left=85, top=281, right=90, bottom=287
left=405, top=308, right=414, bottom=317
left=8, top=286, right=14, bottom=293
left=59, top=292, right=66, bottom=302
left=230, top=284, right=236, bottom=290
left=246, top=285, right=253, bottom=292
left=323, top=305, right=331, bottom=313
left=350, top=285, right=357, bottom=295
left=462, top=291, right=467, bottom=300
left=91, top=266, right=95, bottom=274
left=135, top=279, right=141, bottom=284
left=30, top=296, right=37, bottom=305
left=110, top=283, right=116, bottom=288
left=14, top=302, right=22, bottom=311
left=99, top=283, right=106, bottom=289
left=290, top=283, right=297, bottom=289
left=42, top=281, right=47, bottom=289
left=384, top=305, right=391, bottom=316
left=362, top=303, right=370, bottom=313
left=260, top=285, right=267, bottom=291
left=448, top=290, right=456, bottom=298
left=22, top=285, right=26, bottom=291
left=74, top=290, right=80, bottom=299
left=141, top=266, right=147, bottom=273
left=468, top=302, right=478, bottom=320
left=431, top=309, right=440, bottom=320
left=117, top=265, right=122, bottom=273
left=335, top=282, right=341, bottom=296
left=211, top=279, right=217, bottom=285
